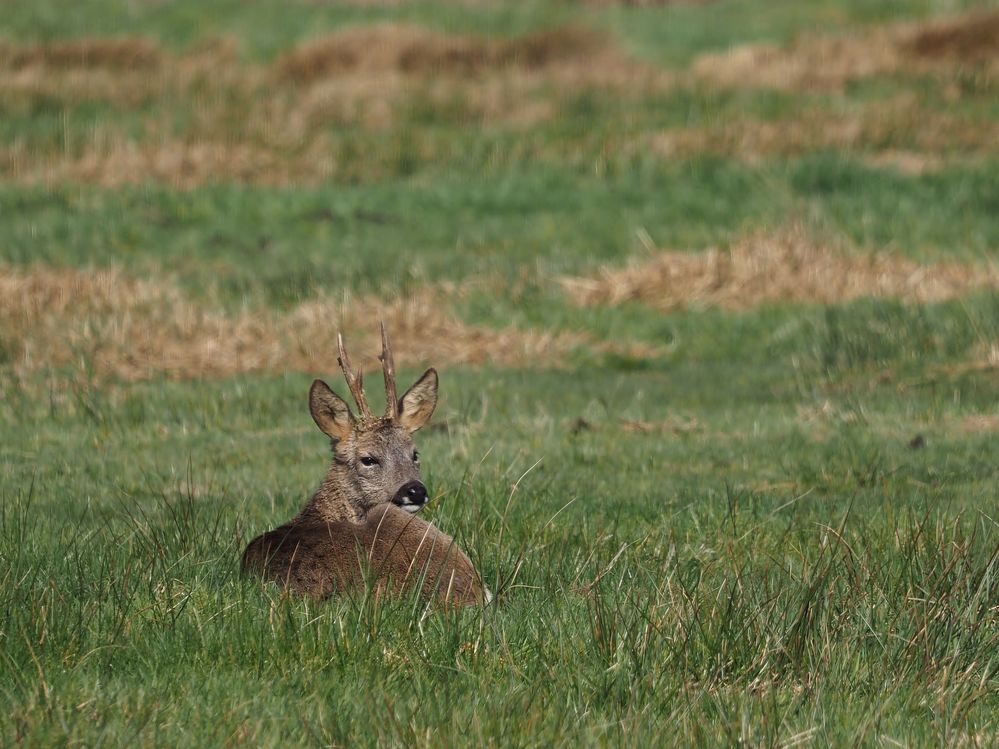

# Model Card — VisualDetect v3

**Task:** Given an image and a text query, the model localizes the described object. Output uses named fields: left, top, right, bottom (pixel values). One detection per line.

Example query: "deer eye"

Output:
left=412, top=451, right=420, bottom=463
left=359, top=456, right=380, bottom=467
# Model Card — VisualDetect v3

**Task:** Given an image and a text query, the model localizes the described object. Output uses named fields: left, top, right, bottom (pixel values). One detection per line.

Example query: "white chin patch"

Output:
left=400, top=502, right=422, bottom=513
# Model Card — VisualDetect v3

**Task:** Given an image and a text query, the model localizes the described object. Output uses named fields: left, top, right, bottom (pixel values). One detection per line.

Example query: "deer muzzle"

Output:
left=392, top=480, right=428, bottom=512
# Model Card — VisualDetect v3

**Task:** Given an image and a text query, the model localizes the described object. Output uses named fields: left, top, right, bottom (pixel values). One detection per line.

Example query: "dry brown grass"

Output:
left=8, top=138, right=338, bottom=189
left=956, top=412, right=999, bottom=433
left=652, top=10, right=999, bottom=164
left=2, top=10, right=994, bottom=187
left=274, top=23, right=668, bottom=123
left=691, top=9, right=999, bottom=92
left=559, top=225, right=999, bottom=311
left=903, top=9, right=999, bottom=62
left=0, top=26, right=668, bottom=186
left=1, top=264, right=657, bottom=381
left=0, top=37, right=162, bottom=70
left=588, top=0, right=713, bottom=4
left=619, top=417, right=702, bottom=434
left=649, top=95, right=999, bottom=163
left=566, top=415, right=704, bottom=437
left=276, top=25, right=621, bottom=79
left=0, top=37, right=243, bottom=110
left=862, top=150, right=947, bottom=175
left=691, top=33, right=898, bottom=93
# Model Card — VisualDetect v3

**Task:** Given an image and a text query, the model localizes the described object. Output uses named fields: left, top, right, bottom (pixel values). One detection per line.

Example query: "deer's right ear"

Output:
left=309, top=379, right=354, bottom=442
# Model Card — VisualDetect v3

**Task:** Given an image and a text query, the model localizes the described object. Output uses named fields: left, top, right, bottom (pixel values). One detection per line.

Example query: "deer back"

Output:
left=241, top=504, right=486, bottom=607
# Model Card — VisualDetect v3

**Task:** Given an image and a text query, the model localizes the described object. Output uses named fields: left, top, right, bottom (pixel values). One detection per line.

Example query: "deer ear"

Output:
left=398, top=368, right=438, bottom=433
left=309, top=379, right=354, bottom=442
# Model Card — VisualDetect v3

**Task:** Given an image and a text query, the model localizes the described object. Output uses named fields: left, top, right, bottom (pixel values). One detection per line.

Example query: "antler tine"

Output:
left=337, top=330, right=373, bottom=419
left=379, top=321, right=399, bottom=420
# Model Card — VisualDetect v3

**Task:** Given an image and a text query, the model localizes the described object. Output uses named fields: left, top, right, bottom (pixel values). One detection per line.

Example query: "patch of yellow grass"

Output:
left=691, top=9, right=999, bottom=92
left=1, top=265, right=656, bottom=381
left=862, top=150, right=947, bottom=176
left=582, top=0, right=717, bottom=5
left=276, top=25, right=627, bottom=79
left=650, top=96, right=999, bottom=163
left=619, top=417, right=702, bottom=435
left=692, top=32, right=899, bottom=93
left=559, top=225, right=999, bottom=311
left=956, top=413, right=999, bottom=433
left=903, top=10, right=999, bottom=62
left=0, top=37, right=162, bottom=70
left=9, top=138, right=337, bottom=189
left=1, top=10, right=994, bottom=187
left=0, top=26, right=669, bottom=187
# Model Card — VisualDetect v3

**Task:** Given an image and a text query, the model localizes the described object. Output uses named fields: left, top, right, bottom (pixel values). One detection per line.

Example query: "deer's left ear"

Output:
left=398, top=368, right=438, bottom=433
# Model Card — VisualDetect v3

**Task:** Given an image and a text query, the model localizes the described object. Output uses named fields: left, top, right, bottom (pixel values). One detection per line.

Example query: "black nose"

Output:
left=394, top=480, right=427, bottom=507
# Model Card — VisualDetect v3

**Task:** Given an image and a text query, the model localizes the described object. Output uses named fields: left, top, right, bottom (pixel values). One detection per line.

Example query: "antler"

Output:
left=379, top=321, right=399, bottom=420
left=337, top=331, right=373, bottom=420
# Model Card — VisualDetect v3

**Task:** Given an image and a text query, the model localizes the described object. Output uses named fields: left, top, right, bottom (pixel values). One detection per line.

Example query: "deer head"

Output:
left=304, top=324, right=439, bottom=522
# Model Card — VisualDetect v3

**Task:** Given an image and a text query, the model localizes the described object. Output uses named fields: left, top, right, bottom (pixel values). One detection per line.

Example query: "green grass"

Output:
left=3, top=0, right=999, bottom=745
left=4, top=158, right=999, bottom=306
left=3, top=358, right=998, bottom=745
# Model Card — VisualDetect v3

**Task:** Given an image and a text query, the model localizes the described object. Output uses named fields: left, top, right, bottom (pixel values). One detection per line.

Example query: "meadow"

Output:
left=2, top=0, right=999, bottom=745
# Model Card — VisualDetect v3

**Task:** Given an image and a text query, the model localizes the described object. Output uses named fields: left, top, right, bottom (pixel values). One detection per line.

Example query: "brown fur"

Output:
left=241, top=504, right=485, bottom=605
left=240, top=327, right=489, bottom=606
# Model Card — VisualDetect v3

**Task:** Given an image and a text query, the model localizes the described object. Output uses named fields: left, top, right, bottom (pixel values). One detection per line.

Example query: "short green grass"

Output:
left=3, top=358, right=998, bottom=745
left=4, top=159, right=998, bottom=306
left=2, top=0, right=999, bottom=746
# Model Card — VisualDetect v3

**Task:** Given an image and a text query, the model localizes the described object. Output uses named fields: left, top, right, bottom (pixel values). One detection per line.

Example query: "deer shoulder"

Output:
left=241, top=504, right=486, bottom=606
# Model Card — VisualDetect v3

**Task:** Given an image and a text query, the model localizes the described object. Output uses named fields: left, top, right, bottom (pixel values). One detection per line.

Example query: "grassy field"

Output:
left=2, top=0, right=999, bottom=745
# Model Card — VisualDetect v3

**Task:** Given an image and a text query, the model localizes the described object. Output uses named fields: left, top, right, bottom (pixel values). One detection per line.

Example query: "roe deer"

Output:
left=241, top=324, right=489, bottom=606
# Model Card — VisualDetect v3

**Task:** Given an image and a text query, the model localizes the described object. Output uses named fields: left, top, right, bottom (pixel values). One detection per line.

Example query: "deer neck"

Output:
left=295, top=464, right=367, bottom=524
